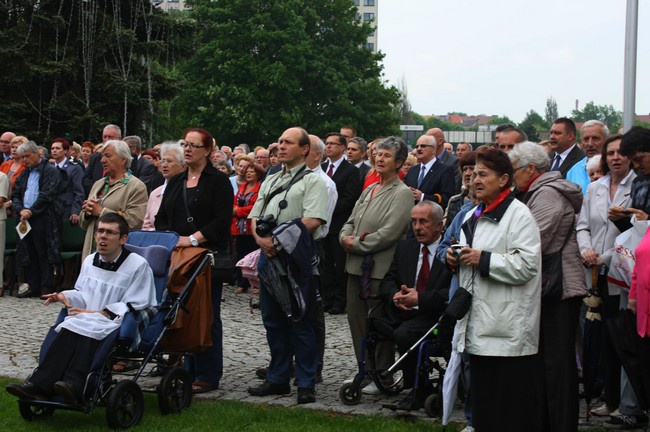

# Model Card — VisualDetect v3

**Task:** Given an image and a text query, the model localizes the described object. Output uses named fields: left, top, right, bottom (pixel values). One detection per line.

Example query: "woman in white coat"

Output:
left=446, top=147, right=542, bottom=432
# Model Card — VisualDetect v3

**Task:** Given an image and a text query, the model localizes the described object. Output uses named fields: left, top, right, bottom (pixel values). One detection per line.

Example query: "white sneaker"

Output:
left=362, top=381, right=381, bottom=395
left=460, top=426, right=475, bottom=432
left=591, top=404, right=613, bottom=417
left=17, top=283, right=29, bottom=295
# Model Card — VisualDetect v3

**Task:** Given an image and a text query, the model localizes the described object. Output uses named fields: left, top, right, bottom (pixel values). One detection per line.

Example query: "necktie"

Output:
left=327, top=163, right=334, bottom=177
left=416, top=245, right=430, bottom=293
left=551, top=154, right=562, bottom=171
left=417, top=165, right=427, bottom=188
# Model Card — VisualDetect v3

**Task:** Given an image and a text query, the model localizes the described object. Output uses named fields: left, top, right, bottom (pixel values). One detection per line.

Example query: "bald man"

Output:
left=0, top=131, right=16, bottom=162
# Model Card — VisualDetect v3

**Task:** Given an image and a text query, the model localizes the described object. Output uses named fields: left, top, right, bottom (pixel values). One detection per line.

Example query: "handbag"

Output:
left=540, top=221, right=574, bottom=303
left=182, top=181, right=235, bottom=281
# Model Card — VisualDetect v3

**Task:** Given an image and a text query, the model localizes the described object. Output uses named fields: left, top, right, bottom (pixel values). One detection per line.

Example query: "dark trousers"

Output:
left=393, top=314, right=436, bottom=389
left=320, top=233, right=347, bottom=309
left=539, top=296, right=581, bottom=432
left=30, top=329, right=101, bottom=399
left=602, top=294, right=622, bottom=409
left=258, top=253, right=318, bottom=388
left=185, top=271, right=223, bottom=387
left=470, top=354, right=542, bottom=432
left=23, top=216, right=54, bottom=295
left=234, top=235, right=257, bottom=289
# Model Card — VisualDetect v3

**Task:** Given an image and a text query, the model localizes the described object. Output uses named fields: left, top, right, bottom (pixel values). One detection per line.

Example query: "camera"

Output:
left=255, top=214, right=277, bottom=237
left=451, top=244, right=468, bottom=256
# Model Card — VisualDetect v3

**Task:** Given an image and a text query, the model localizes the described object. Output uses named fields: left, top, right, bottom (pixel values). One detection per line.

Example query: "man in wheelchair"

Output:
left=376, top=201, right=452, bottom=410
left=6, top=213, right=156, bottom=406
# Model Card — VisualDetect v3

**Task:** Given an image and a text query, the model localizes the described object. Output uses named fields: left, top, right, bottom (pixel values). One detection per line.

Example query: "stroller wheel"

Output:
left=158, top=367, right=192, bottom=414
left=424, top=393, right=441, bottom=418
left=339, top=383, right=362, bottom=405
left=18, top=402, right=54, bottom=421
left=106, top=381, right=144, bottom=429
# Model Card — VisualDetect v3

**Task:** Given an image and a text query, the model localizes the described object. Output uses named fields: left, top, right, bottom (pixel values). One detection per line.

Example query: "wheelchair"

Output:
left=338, top=295, right=447, bottom=417
left=10, top=230, right=211, bottom=429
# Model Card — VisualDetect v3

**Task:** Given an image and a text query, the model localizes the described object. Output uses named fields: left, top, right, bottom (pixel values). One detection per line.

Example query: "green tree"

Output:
left=396, top=76, right=417, bottom=125
left=518, top=110, right=549, bottom=142
left=175, top=0, right=401, bottom=146
left=544, top=97, right=559, bottom=123
left=0, top=0, right=191, bottom=144
left=488, top=115, right=516, bottom=126
left=571, top=101, right=623, bottom=133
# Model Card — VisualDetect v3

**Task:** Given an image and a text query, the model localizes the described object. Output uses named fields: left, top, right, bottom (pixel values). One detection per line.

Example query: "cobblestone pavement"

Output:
left=0, top=287, right=616, bottom=429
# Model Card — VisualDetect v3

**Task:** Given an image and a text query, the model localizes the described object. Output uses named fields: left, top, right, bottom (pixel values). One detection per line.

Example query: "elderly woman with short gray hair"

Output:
left=339, top=136, right=414, bottom=391
left=509, top=141, right=586, bottom=432
left=80, top=140, right=148, bottom=259
left=142, top=142, right=185, bottom=231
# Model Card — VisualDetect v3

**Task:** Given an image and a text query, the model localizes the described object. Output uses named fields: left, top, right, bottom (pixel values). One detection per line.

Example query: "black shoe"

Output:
left=328, top=305, right=345, bottom=315
left=255, top=367, right=268, bottom=380
left=16, top=289, right=37, bottom=299
left=6, top=382, right=48, bottom=401
left=297, top=387, right=316, bottom=404
left=53, top=381, right=82, bottom=406
left=248, top=381, right=291, bottom=396
left=604, top=414, right=649, bottom=429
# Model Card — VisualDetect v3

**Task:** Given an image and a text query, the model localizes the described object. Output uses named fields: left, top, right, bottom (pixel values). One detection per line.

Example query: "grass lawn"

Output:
left=1, top=377, right=460, bottom=431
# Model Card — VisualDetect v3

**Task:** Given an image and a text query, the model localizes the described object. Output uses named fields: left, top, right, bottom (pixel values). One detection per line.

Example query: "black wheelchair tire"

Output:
left=157, top=366, right=192, bottom=414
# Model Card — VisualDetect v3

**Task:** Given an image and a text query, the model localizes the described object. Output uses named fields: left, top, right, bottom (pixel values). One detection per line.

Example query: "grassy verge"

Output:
left=1, top=377, right=458, bottom=431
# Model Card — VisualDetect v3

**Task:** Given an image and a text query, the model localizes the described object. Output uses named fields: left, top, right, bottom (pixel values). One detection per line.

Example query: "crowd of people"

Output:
left=2, top=120, right=650, bottom=432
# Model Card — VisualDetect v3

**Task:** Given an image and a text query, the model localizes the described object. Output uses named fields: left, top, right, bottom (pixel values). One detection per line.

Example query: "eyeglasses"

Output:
left=96, top=228, right=120, bottom=236
left=415, top=144, right=435, bottom=149
left=0, top=140, right=10, bottom=144
left=180, top=141, right=205, bottom=150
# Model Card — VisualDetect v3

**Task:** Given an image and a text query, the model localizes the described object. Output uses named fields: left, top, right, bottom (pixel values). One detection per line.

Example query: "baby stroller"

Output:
left=11, top=230, right=214, bottom=428
left=338, top=295, right=448, bottom=417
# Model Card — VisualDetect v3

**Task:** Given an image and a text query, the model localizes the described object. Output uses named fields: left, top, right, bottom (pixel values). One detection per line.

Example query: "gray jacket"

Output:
left=525, top=171, right=587, bottom=300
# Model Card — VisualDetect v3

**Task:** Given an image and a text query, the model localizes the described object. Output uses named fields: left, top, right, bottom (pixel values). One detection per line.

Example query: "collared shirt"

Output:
left=555, top=144, right=577, bottom=167
left=249, top=162, right=328, bottom=238
left=325, top=156, right=345, bottom=177
left=310, top=165, right=338, bottom=238
left=54, top=157, right=67, bottom=169
left=415, top=238, right=440, bottom=283
left=416, top=157, right=437, bottom=202
left=24, top=167, right=41, bottom=209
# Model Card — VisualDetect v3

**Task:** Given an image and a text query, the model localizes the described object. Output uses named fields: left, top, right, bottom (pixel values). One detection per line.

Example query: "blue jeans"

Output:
left=185, top=271, right=223, bottom=387
left=258, top=253, right=317, bottom=388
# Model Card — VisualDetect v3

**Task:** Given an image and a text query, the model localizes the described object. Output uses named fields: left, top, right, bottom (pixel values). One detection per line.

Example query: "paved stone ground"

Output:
left=0, top=287, right=626, bottom=429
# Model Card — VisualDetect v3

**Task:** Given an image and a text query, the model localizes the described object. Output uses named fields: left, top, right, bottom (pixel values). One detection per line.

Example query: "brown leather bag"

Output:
left=160, top=247, right=213, bottom=353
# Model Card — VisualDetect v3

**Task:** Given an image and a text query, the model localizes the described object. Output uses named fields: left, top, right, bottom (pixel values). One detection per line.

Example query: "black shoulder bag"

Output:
left=541, top=221, right=574, bottom=303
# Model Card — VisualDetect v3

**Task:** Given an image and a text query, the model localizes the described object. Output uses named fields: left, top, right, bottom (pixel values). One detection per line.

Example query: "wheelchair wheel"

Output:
left=106, top=381, right=144, bottom=429
left=158, top=367, right=192, bottom=414
left=18, top=402, right=54, bottom=421
left=339, top=383, right=362, bottom=405
left=424, top=393, right=441, bottom=418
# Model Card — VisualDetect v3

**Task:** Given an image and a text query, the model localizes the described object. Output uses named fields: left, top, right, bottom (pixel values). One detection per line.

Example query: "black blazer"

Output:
left=83, top=152, right=103, bottom=196
left=155, top=164, right=233, bottom=251
left=132, top=156, right=164, bottom=193
left=321, top=159, right=362, bottom=236
left=552, top=145, right=586, bottom=178
left=404, top=160, right=455, bottom=208
left=380, top=237, right=452, bottom=321
left=357, top=163, right=370, bottom=183
left=438, top=149, right=461, bottom=194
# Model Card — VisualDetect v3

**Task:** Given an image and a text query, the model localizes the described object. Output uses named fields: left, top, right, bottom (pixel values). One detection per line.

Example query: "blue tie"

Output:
left=551, top=154, right=562, bottom=171
left=417, top=165, right=427, bottom=188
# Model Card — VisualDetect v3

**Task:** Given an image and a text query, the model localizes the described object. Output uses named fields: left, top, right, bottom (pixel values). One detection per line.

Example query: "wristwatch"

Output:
left=189, top=235, right=199, bottom=247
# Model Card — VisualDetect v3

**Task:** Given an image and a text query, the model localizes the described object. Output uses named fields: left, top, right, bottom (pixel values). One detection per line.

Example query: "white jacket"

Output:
left=456, top=196, right=542, bottom=357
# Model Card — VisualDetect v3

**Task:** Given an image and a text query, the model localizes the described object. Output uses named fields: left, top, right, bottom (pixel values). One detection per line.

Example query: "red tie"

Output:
left=416, top=245, right=430, bottom=293
left=327, top=163, right=334, bottom=177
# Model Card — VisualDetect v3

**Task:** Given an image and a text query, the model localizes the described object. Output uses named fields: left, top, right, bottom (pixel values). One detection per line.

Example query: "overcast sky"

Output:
left=377, top=0, right=649, bottom=123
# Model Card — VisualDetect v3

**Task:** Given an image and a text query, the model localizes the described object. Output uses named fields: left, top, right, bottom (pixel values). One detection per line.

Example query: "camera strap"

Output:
left=259, top=164, right=311, bottom=217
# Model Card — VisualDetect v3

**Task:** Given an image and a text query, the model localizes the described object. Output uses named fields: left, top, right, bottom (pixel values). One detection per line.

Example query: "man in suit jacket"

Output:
left=125, top=135, right=163, bottom=193
left=379, top=201, right=452, bottom=410
left=428, top=128, right=461, bottom=194
left=549, top=117, right=586, bottom=178
left=321, top=133, right=362, bottom=314
left=50, top=138, right=84, bottom=223
left=404, top=134, right=455, bottom=209
left=347, top=137, right=370, bottom=182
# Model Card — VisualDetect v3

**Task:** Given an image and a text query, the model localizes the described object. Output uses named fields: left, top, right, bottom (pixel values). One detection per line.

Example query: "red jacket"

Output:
left=231, top=181, right=260, bottom=236
left=630, top=227, right=650, bottom=337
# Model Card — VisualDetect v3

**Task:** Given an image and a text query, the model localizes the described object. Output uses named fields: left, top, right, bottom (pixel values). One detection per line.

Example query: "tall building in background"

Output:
left=354, top=0, right=378, bottom=52
left=154, top=0, right=186, bottom=11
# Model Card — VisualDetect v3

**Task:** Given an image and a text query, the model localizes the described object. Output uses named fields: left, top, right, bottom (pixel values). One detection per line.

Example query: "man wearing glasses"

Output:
left=0, top=131, right=16, bottom=162
left=403, top=134, right=455, bottom=209
left=254, top=149, right=271, bottom=169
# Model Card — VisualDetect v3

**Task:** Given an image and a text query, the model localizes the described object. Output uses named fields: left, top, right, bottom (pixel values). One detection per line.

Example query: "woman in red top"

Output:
left=362, top=139, right=382, bottom=190
left=231, top=163, right=264, bottom=294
